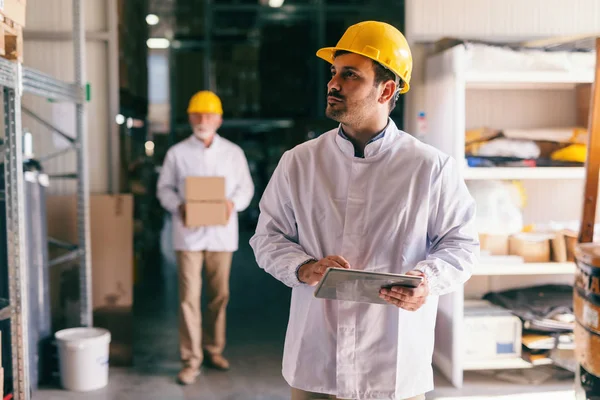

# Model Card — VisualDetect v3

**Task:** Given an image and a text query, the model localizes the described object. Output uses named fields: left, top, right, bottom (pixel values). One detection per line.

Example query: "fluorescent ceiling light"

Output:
left=146, top=14, right=160, bottom=26
left=147, top=38, right=170, bottom=49
left=268, top=0, right=285, bottom=7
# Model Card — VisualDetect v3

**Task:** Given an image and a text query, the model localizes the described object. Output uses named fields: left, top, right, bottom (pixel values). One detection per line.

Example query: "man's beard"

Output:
left=325, top=88, right=378, bottom=124
left=193, top=125, right=215, bottom=140
left=326, top=103, right=347, bottom=121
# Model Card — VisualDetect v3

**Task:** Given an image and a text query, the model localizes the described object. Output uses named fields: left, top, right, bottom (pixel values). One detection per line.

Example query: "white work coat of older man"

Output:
left=158, top=134, right=255, bottom=251
left=250, top=119, right=479, bottom=400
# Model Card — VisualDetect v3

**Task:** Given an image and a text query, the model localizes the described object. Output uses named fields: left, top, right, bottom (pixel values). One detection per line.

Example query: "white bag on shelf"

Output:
left=467, top=180, right=524, bottom=235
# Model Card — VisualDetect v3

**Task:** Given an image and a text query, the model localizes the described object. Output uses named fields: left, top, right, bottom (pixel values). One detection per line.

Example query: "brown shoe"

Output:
left=177, top=366, right=200, bottom=385
left=203, top=353, right=230, bottom=371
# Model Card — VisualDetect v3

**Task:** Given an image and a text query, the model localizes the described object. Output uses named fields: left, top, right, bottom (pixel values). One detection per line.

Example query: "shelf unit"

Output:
left=473, top=262, right=576, bottom=276
left=1, top=1, right=90, bottom=399
left=425, top=43, right=595, bottom=388
left=463, top=357, right=549, bottom=371
left=462, top=167, right=586, bottom=181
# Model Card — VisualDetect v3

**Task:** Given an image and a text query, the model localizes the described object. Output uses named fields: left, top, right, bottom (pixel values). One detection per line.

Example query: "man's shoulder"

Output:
left=166, top=137, right=193, bottom=155
left=285, top=128, right=336, bottom=159
left=398, top=132, right=452, bottom=168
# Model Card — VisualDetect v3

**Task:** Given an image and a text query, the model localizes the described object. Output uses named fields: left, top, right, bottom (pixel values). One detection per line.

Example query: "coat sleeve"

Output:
left=250, top=151, right=315, bottom=288
left=414, top=157, right=480, bottom=296
left=229, top=148, right=255, bottom=212
left=156, top=149, right=182, bottom=214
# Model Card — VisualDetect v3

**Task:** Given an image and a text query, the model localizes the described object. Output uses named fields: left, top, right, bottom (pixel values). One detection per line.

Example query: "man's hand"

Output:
left=379, top=270, right=429, bottom=311
left=298, top=256, right=351, bottom=286
left=226, top=200, right=235, bottom=221
left=179, top=203, right=186, bottom=221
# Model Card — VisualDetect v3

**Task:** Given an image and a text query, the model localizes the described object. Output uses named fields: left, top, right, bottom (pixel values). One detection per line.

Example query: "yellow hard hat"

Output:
left=551, top=144, right=587, bottom=163
left=316, top=21, right=412, bottom=94
left=187, top=90, right=223, bottom=115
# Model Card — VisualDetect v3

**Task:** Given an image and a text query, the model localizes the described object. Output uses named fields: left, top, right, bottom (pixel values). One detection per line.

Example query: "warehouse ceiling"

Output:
left=147, top=0, right=405, bottom=43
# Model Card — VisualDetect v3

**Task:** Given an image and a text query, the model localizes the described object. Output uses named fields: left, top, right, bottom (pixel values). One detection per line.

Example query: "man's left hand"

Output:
left=379, top=270, right=429, bottom=311
left=226, top=200, right=235, bottom=221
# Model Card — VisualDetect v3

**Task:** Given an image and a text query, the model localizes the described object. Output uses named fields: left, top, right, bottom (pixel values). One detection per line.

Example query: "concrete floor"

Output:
left=34, top=230, right=577, bottom=400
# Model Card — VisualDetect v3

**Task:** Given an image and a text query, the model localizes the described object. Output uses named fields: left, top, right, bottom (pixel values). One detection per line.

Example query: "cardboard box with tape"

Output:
left=0, top=0, right=27, bottom=27
left=479, top=233, right=509, bottom=256
left=185, top=176, right=228, bottom=227
left=509, top=233, right=552, bottom=263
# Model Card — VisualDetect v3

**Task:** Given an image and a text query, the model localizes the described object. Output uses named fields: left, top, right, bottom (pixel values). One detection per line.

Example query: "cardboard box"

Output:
left=464, top=300, right=522, bottom=363
left=479, top=233, right=509, bottom=256
left=563, top=229, right=579, bottom=262
left=186, top=202, right=228, bottom=226
left=185, top=176, right=225, bottom=202
left=551, top=231, right=568, bottom=263
left=0, top=0, right=27, bottom=27
left=509, top=233, right=552, bottom=263
left=185, top=177, right=228, bottom=227
left=47, top=194, right=134, bottom=312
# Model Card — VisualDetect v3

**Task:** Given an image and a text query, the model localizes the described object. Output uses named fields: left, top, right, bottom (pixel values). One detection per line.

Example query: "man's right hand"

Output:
left=298, top=255, right=351, bottom=286
left=179, top=203, right=186, bottom=221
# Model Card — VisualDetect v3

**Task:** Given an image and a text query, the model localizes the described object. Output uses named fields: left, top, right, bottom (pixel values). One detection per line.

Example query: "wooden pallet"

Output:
left=0, top=15, right=22, bottom=62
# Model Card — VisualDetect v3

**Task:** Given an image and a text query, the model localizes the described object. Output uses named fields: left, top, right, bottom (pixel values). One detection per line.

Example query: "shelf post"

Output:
left=74, top=0, right=92, bottom=327
left=4, top=64, right=31, bottom=400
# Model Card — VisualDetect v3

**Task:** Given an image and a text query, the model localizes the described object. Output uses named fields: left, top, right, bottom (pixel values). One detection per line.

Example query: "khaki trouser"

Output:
left=177, top=250, right=232, bottom=369
left=291, top=388, right=425, bottom=400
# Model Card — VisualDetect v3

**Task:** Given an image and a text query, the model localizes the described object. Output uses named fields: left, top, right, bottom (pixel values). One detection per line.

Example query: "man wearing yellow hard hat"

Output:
left=157, top=90, right=254, bottom=385
left=251, top=21, right=479, bottom=399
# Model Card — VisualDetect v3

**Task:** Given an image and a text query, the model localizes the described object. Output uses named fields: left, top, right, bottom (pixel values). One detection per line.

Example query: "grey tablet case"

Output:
left=313, top=268, right=423, bottom=305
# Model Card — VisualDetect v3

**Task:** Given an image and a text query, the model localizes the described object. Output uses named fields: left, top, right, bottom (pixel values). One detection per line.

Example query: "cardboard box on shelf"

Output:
left=47, top=194, right=134, bottom=313
left=464, top=300, right=522, bottom=362
left=0, top=0, right=27, bottom=27
left=563, top=229, right=579, bottom=262
left=509, top=233, right=552, bottom=263
left=479, top=233, right=509, bottom=256
left=551, top=231, right=568, bottom=263
left=185, top=177, right=228, bottom=227
left=90, top=195, right=134, bottom=309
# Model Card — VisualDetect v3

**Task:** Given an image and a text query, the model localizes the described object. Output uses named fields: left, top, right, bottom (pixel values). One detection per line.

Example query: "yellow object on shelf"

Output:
left=569, top=127, right=589, bottom=144
left=551, top=143, right=587, bottom=163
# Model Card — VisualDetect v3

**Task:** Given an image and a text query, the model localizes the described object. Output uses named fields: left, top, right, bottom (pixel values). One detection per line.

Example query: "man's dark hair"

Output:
left=334, top=50, right=402, bottom=113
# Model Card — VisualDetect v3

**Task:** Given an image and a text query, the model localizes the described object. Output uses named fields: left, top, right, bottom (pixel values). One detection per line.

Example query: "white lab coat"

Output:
left=157, top=134, right=255, bottom=252
left=250, top=120, right=479, bottom=399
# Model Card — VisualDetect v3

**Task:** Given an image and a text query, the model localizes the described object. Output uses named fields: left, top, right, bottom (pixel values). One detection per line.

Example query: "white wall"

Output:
left=23, top=0, right=115, bottom=194
left=405, top=0, right=600, bottom=42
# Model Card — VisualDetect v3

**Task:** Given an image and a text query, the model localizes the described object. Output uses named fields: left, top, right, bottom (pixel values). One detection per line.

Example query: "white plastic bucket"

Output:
left=55, top=327, right=111, bottom=392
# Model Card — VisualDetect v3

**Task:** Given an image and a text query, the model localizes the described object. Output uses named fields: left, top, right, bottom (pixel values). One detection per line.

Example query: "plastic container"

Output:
left=55, top=328, right=111, bottom=392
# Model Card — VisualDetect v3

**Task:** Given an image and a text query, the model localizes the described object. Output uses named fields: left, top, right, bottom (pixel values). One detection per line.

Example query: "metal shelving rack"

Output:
left=1, top=1, right=90, bottom=399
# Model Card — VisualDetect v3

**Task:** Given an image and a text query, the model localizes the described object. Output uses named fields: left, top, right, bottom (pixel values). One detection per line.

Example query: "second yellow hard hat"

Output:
left=187, top=90, right=223, bottom=115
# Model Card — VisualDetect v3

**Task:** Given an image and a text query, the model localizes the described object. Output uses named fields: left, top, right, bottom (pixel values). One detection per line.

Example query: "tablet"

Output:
left=313, top=268, right=423, bottom=305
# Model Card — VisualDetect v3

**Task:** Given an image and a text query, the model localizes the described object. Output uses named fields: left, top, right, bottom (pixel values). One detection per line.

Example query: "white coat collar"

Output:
left=189, top=133, right=220, bottom=149
left=334, top=118, right=400, bottom=159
